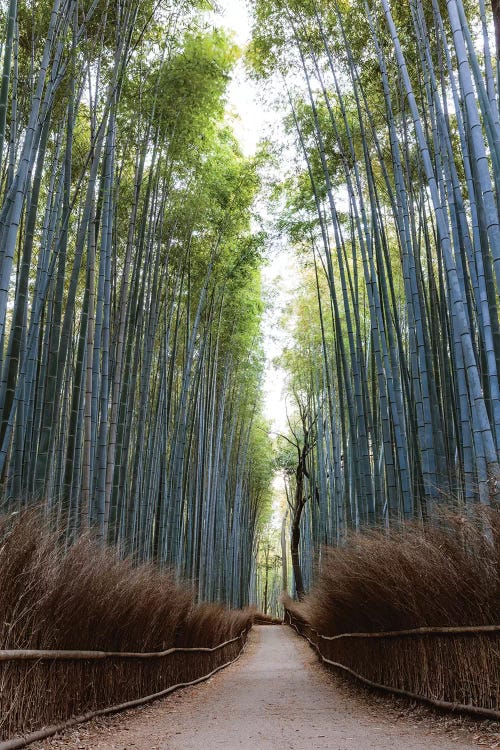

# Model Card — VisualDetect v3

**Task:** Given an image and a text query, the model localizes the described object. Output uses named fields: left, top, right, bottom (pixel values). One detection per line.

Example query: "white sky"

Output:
left=211, top=0, right=297, bottom=434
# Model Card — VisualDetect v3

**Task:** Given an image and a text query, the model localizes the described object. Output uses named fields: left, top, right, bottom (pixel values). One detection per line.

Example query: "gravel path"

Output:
left=32, top=626, right=494, bottom=750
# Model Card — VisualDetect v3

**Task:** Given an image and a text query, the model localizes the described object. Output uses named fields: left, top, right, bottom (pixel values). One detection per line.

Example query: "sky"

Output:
left=211, top=0, right=297, bottom=435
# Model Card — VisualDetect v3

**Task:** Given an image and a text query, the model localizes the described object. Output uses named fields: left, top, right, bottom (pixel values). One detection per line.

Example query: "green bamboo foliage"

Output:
left=0, top=0, right=273, bottom=607
left=251, top=0, right=500, bottom=587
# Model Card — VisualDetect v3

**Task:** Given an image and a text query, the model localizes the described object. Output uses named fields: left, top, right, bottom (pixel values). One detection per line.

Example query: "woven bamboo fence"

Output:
left=0, top=626, right=251, bottom=747
left=285, top=610, right=500, bottom=719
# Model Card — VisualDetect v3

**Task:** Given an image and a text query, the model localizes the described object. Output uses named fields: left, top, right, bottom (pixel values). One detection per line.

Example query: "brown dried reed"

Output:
left=175, top=602, right=257, bottom=648
left=0, top=512, right=254, bottom=740
left=305, top=509, right=499, bottom=636
left=285, top=509, right=500, bottom=714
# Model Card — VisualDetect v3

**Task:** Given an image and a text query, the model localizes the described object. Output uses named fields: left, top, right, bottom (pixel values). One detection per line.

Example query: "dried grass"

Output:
left=286, top=509, right=500, bottom=713
left=175, top=602, right=257, bottom=648
left=0, top=512, right=254, bottom=740
left=304, top=509, right=499, bottom=636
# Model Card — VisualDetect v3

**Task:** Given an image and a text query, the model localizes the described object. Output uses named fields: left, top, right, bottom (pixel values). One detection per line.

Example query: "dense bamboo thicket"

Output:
left=0, top=0, right=273, bottom=606
left=0, top=513, right=255, bottom=739
left=250, top=0, right=500, bottom=588
left=284, top=509, right=500, bottom=713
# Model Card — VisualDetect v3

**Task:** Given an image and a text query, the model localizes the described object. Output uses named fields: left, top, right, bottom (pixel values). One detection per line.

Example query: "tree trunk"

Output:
left=263, top=552, right=269, bottom=614
left=291, top=457, right=306, bottom=600
left=291, top=515, right=305, bottom=600
left=281, top=510, right=288, bottom=592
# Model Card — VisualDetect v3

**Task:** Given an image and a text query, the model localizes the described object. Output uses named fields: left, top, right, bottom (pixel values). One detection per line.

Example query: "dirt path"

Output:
left=33, top=626, right=495, bottom=750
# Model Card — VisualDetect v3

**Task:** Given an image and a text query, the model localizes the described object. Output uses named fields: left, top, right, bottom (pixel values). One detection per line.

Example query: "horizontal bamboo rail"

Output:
left=315, top=624, right=500, bottom=640
left=0, top=633, right=243, bottom=661
left=285, top=610, right=500, bottom=721
left=0, top=628, right=250, bottom=749
left=0, top=646, right=247, bottom=750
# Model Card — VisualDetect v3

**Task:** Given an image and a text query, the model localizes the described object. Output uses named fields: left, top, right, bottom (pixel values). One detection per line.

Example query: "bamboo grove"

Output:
left=250, top=0, right=500, bottom=587
left=0, top=0, right=274, bottom=606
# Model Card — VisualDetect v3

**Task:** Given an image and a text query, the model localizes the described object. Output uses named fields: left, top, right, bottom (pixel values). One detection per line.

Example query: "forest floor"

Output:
left=31, top=626, right=499, bottom=750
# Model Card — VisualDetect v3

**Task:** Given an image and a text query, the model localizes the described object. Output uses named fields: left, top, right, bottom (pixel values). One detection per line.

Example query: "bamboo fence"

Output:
left=285, top=610, right=500, bottom=719
left=0, top=627, right=251, bottom=747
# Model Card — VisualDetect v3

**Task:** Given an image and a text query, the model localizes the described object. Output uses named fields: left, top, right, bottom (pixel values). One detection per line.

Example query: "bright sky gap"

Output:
left=212, top=0, right=296, bottom=435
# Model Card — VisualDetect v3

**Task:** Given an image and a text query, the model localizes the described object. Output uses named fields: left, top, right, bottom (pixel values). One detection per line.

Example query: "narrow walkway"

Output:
left=35, top=626, right=483, bottom=749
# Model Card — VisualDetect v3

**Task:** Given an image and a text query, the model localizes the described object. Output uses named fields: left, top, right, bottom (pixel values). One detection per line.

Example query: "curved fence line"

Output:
left=0, top=627, right=251, bottom=746
left=0, top=632, right=244, bottom=661
left=311, top=623, right=500, bottom=640
left=0, top=640, right=248, bottom=750
left=285, top=610, right=500, bottom=721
